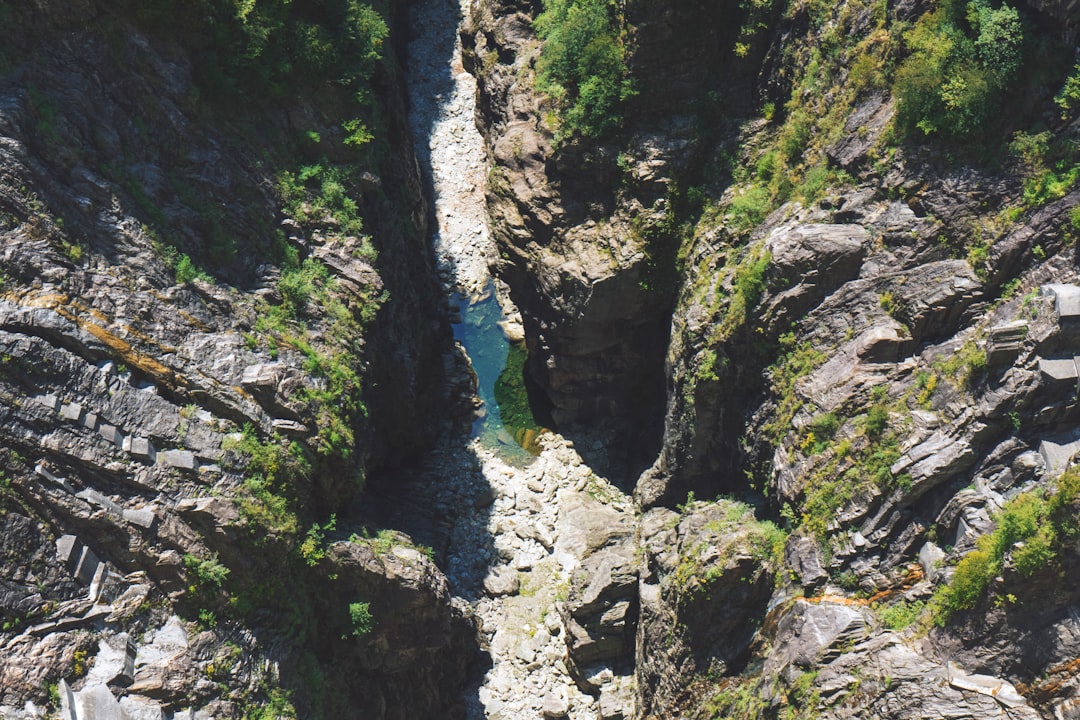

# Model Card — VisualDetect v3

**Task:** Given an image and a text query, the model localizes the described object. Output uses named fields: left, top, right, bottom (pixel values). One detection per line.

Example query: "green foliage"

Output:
left=932, top=466, right=1080, bottom=623
left=862, top=402, right=890, bottom=439
left=124, top=0, right=388, bottom=105
left=277, top=164, right=370, bottom=243
left=805, top=412, right=840, bottom=454
left=798, top=401, right=909, bottom=538
left=720, top=247, right=772, bottom=337
left=763, top=338, right=829, bottom=444
left=244, top=687, right=297, bottom=720
left=299, top=515, right=336, bottom=566
left=534, top=0, right=634, bottom=140
left=727, top=185, right=773, bottom=231
left=183, top=552, right=230, bottom=589
left=893, top=0, right=1023, bottom=140
left=1055, top=63, right=1080, bottom=118
left=348, top=601, right=373, bottom=637
left=877, top=599, right=926, bottom=630
left=934, top=339, right=987, bottom=389
left=673, top=500, right=788, bottom=593
left=224, top=425, right=311, bottom=537
left=175, top=253, right=211, bottom=284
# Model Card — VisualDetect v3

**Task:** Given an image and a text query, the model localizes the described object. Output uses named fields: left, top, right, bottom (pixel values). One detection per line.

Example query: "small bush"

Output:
left=348, top=601, right=373, bottom=637
left=184, top=553, right=230, bottom=589
left=878, top=599, right=926, bottom=630
left=1056, top=63, right=1080, bottom=118
left=727, top=184, right=772, bottom=231
left=933, top=466, right=1080, bottom=623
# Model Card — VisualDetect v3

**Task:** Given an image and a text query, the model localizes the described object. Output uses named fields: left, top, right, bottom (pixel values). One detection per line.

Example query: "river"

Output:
left=405, top=0, right=636, bottom=717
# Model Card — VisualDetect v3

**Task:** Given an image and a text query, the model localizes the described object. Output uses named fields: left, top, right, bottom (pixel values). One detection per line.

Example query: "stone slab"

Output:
left=36, top=394, right=60, bottom=411
left=1038, top=357, right=1078, bottom=383
left=77, top=683, right=123, bottom=720
left=98, top=424, right=124, bottom=448
left=158, top=449, right=196, bottom=470
left=59, top=402, right=82, bottom=422
left=123, top=507, right=156, bottom=529
left=56, top=535, right=81, bottom=571
left=128, top=437, right=156, bottom=463
left=74, top=546, right=100, bottom=586
left=1039, top=436, right=1080, bottom=477
left=76, top=488, right=122, bottom=517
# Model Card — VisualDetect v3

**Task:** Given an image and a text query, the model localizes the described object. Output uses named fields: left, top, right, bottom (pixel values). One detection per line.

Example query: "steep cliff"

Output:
left=466, top=0, right=1080, bottom=716
left=0, top=2, right=476, bottom=718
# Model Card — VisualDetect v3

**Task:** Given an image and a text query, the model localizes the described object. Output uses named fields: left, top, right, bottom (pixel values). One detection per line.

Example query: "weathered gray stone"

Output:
left=55, top=534, right=80, bottom=571
left=74, top=545, right=100, bottom=586
left=122, top=506, right=156, bottom=529
left=127, top=437, right=156, bottom=463
left=158, top=449, right=196, bottom=470
left=118, top=696, right=164, bottom=720
left=483, top=566, right=519, bottom=597
left=946, top=662, right=1027, bottom=708
left=918, top=542, right=946, bottom=581
left=1039, top=432, right=1080, bottom=477
left=76, top=488, right=122, bottom=517
left=241, top=363, right=282, bottom=389
left=59, top=402, right=82, bottom=422
left=1039, top=356, right=1079, bottom=385
left=36, top=393, right=60, bottom=411
left=987, top=320, right=1027, bottom=366
left=82, top=411, right=98, bottom=430
left=59, top=679, right=76, bottom=720
left=786, top=532, right=828, bottom=589
left=270, top=418, right=308, bottom=436
left=97, top=423, right=123, bottom=448
left=35, top=463, right=73, bottom=491
left=77, top=683, right=123, bottom=720
left=541, top=691, right=569, bottom=718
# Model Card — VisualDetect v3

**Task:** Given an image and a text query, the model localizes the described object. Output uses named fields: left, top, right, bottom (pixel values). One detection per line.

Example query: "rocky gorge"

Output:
left=3, top=0, right=1080, bottom=718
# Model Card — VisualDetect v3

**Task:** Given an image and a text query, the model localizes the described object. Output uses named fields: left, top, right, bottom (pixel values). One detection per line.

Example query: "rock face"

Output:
left=462, top=0, right=1080, bottom=715
left=0, top=1, right=471, bottom=718
left=465, top=0, right=765, bottom=478
left=635, top=502, right=779, bottom=716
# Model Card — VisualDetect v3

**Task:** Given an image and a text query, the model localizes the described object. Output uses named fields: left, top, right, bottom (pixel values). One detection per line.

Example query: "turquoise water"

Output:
left=451, top=287, right=538, bottom=463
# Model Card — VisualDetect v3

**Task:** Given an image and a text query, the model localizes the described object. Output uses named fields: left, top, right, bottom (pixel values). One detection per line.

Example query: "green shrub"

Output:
left=933, top=466, right=1080, bottom=623
left=175, top=253, right=209, bottom=284
left=892, top=0, right=1023, bottom=141
left=183, top=552, right=230, bottom=589
left=935, top=340, right=987, bottom=389
left=534, top=0, right=634, bottom=139
left=937, top=548, right=992, bottom=616
left=348, top=601, right=373, bottom=637
left=878, top=599, right=926, bottom=630
left=728, top=185, right=772, bottom=231
left=1056, top=63, right=1080, bottom=118
left=862, top=403, right=890, bottom=438
left=721, top=247, right=772, bottom=335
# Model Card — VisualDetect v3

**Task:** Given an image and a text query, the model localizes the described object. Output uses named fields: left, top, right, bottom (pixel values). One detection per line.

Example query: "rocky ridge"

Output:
left=0, top=2, right=474, bottom=718
left=462, top=0, right=1080, bottom=716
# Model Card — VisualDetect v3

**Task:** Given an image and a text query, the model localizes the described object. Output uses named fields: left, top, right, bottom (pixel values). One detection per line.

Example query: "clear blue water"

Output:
left=451, top=287, right=535, bottom=463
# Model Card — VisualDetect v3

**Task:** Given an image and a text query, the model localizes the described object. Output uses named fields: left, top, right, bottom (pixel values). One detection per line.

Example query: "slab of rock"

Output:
left=541, top=691, right=569, bottom=718
left=483, top=566, right=520, bottom=597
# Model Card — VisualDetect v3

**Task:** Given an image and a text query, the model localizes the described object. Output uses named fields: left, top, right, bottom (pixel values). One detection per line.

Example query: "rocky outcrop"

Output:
left=464, top=0, right=769, bottom=479
left=0, top=1, right=471, bottom=718
left=635, top=501, right=779, bottom=716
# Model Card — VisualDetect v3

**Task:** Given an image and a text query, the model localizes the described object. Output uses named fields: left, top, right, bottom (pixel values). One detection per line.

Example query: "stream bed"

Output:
left=405, top=0, right=637, bottom=717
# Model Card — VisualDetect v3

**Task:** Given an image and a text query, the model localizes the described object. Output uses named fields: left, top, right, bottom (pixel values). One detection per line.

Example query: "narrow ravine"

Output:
left=406, top=1, right=637, bottom=718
